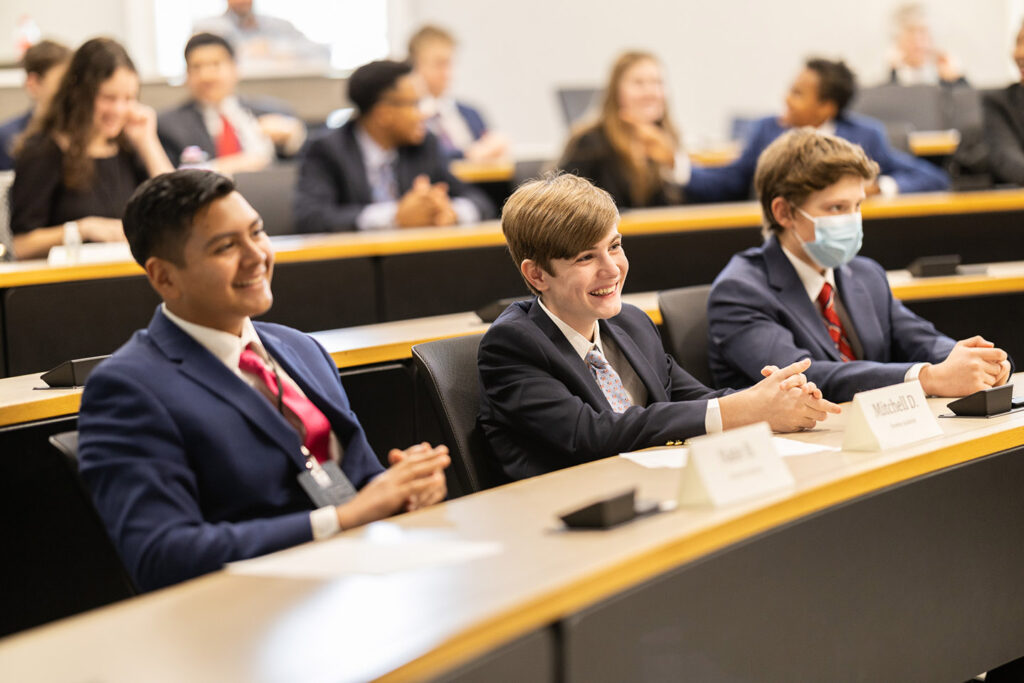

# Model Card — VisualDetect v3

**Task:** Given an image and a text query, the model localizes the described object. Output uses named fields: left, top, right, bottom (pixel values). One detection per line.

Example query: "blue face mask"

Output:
left=794, top=207, right=863, bottom=269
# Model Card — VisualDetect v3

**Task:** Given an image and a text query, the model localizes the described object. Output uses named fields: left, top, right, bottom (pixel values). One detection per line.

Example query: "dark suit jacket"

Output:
left=478, top=300, right=729, bottom=480
left=157, top=96, right=299, bottom=166
left=78, top=308, right=385, bottom=591
left=0, top=110, right=30, bottom=171
left=293, top=120, right=496, bottom=233
left=436, top=101, right=487, bottom=159
left=687, top=113, right=950, bottom=203
left=707, top=236, right=957, bottom=402
left=558, top=126, right=681, bottom=209
left=982, top=84, right=1024, bottom=185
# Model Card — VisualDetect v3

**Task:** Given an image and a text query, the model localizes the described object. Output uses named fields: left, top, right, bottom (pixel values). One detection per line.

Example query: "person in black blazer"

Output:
left=294, top=59, right=495, bottom=233
left=983, top=21, right=1024, bottom=186
left=157, top=33, right=306, bottom=173
left=478, top=173, right=840, bottom=481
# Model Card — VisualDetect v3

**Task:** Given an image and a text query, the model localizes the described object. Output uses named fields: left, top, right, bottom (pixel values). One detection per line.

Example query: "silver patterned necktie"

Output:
left=585, top=346, right=633, bottom=413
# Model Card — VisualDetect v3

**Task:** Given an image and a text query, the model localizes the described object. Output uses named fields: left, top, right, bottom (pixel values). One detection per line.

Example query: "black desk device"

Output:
left=947, top=384, right=1014, bottom=417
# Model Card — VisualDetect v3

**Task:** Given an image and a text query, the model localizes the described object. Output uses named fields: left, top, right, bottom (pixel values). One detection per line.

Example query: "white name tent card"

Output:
left=677, top=422, right=796, bottom=507
left=842, top=380, right=942, bottom=452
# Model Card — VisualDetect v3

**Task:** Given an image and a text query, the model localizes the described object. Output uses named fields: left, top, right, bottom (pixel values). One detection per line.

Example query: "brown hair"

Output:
left=754, top=129, right=879, bottom=233
left=407, top=25, right=455, bottom=62
left=563, top=51, right=681, bottom=207
left=502, top=172, right=620, bottom=295
left=18, top=37, right=136, bottom=191
left=22, top=39, right=71, bottom=77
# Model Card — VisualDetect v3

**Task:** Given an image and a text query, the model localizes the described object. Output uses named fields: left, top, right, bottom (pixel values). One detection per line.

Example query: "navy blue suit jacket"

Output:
left=707, top=236, right=956, bottom=402
left=478, top=300, right=729, bottom=480
left=687, top=114, right=950, bottom=203
left=78, top=308, right=385, bottom=591
left=436, top=101, right=488, bottom=159
left=0, top=111, right=30, bottom=171
left=293, top=120, right=495, bottom=233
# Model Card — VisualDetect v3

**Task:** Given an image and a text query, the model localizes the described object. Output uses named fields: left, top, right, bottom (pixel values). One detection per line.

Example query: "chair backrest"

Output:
left=0, top=170, right=15, bottom=261
left=412, top=335, right=509, bottom=495
left=657, top=284, right=714, bottom=388
left=233, top=164, right=299, bottom=235
left=850, top=84, right=945, bottom=150
left=556, top=87, right=601, bottom=128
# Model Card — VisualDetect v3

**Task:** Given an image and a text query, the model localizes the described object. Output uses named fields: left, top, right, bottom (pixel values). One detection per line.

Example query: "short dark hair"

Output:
left=805, top=58, right=856, bottom=113
left=124, top=170, right=236, bottom=267
left=22, top=39, right=71, bottom=76
left=184, top=32, right=235, bottom=63
left=347, top=60, right=413, bottom=116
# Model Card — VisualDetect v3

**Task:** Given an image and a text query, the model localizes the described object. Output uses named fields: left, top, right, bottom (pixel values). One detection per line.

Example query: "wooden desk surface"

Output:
left=2, top=188, right=1023, bottom=290
left=690, top=132, right=958, bottom=167
left=2, top=263, right=1024, bottom=430
left=1, top=385, right=1022, bottom=682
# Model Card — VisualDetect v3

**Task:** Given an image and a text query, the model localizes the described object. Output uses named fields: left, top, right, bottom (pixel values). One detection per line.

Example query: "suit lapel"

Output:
left=835, top=265, right=883, bottom=360
left=148, top=310, right=306, bottom=469
left=601, top=319, right=667, bottom=403
left=340, top=123, right=374, bottom=204
left=764, top=238, right=842, bottom=362
left=526, top=301, right=611, bottom=409
left=1009, top=86, right=1024, bottom=145
left=187, top=101, right=217, bottom=159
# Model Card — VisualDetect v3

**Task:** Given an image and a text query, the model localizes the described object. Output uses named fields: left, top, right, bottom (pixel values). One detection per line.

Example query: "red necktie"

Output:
left=216, top=114, right=242, bottom=157
left=817, top=282, right=856, bottom=362
left=238, top=345, right=331, bottom=463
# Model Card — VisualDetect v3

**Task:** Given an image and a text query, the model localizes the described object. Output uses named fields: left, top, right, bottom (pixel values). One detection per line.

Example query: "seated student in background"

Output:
left=158, top=33, right=306, bottom=173
left=982, top=19, right=1024, bottom=186
left=887, top=3, right=966, bottom=86
left=707, top=129, right=1010, bottom=403
left=294, top=59, right=495, bottom=233
left=477, top=173, right=840, bottom=481
left=9, top=38, right=173, bottom=260
left=558, top=51, right=688, bottom=210
left=408, top=25, right=508, bottom=162
left=78, top=170, right=450, bottom=591
left=686, top=58, right=950, bottom=203
left=0, top=39, right=71, bottom=171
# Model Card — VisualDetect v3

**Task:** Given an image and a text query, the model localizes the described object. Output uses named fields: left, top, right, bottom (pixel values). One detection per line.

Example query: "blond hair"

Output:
left=502, top=173, right=620, bottom=295
left=754, top=129, right=879, bottom=233
left=407, top=25, right=455, bottom=62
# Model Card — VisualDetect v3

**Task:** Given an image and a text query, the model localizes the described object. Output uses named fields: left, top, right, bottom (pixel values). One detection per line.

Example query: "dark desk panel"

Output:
left=562, top=445, right=1024, bottom=682
left=906, top=292, right=1024, bottom=365
left=620, top=226, right=764, bottom=293
left=863, top=210, right=1024, bottom=270
left=255, top=257, right=376, bottom=331
left=435, top=628, right=557, bottom=683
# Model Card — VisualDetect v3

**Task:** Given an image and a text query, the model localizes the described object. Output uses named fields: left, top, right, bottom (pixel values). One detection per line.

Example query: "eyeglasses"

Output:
left=381, top=97, right=422, bottom=109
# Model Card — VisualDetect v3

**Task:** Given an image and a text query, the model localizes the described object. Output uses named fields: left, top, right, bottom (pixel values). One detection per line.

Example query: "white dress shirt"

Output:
left=161, top=304, right=343, bottom=539
left=199, top=96, right=276, bottom=162
left=353, top=124, right=480, bottom=230
left=421, top=95, right=476, bottom=152
left=779, top=246, right=924, bottom=382
left=536, top=298, right=723, bottom=435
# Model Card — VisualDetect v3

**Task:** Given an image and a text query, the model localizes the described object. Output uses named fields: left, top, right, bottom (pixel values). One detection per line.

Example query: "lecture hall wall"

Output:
left=2, top=0, right=1023, bottom=157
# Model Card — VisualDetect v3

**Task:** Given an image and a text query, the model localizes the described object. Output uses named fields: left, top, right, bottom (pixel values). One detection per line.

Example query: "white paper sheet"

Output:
left=227, top=537, right=502, bottom=578
left=620, top=437, right=839, bottom=469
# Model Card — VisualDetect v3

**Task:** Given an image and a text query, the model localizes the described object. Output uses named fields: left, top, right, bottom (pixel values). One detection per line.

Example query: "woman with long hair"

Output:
left=558, top=51, right=685, bottom=209
left=10, top=37, right=173, bottom=259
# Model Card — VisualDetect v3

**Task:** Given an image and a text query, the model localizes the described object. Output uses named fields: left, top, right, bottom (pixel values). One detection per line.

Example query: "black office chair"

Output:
left=412, top=335, right=510, bottom=496
left=657, top=284, right=715, bottom=388
left=233, top=164, right=299, bottom=235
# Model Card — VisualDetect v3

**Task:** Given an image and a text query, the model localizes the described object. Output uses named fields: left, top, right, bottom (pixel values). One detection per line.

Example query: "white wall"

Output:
left=2, top=0, right=1020, bottom=157
left=400, top=0, right=1021, bottom=157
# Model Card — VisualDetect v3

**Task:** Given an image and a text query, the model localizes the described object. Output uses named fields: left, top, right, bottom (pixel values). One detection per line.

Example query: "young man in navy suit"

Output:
left=685, top=58, right=949, bottom=203
left=78, top=170, right=449, bottom=591
left=707, top=129, right=1010, bottom=403
left=477, top=173, right=840, bottom=481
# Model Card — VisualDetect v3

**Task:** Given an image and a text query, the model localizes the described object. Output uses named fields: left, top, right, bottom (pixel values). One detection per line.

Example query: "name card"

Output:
left=678, top=422, right=795, bottom=507
left=842, top=380, right=942, bottom=452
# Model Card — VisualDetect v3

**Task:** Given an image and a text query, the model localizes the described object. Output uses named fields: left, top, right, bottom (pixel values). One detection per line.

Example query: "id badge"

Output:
left=297, top=461, right=357, bottom=508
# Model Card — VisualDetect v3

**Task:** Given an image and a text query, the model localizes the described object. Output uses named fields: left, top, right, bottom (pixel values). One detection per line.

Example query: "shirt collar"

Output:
left=536, top=297, right=603, bottom=360
left=161, top=303, right=264, bottom=375
left=198, top=94, right=241, bottom=117
left=817, top=119, right=837, bottom=136
left=780, top=243, right=836, bottom=302
left=354, top=122, right=397, bottom=171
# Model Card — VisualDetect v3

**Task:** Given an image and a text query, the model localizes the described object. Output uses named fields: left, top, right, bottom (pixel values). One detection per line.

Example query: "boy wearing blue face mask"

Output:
left=707, top=129, right=1010, bottom=402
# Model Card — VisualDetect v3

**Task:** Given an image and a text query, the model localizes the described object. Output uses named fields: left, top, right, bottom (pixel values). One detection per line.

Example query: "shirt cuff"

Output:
left=877, top=175, right=899, bottom=197
left=355, top=201, right=399, bottom=230
left=279, top=121, right=307, bottom=157
left=310, top=506, right=342, bottom=540
left=905, top=362, right=928, bottom=383
left=451, top=197, right=481, bottom=225
left=704, top=397, right=723, bottom=434
left=670, top=152, right=692, bottom=185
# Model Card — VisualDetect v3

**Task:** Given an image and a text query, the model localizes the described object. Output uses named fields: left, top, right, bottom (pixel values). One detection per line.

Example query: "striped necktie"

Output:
left=817, top=282, right=856, bottom=362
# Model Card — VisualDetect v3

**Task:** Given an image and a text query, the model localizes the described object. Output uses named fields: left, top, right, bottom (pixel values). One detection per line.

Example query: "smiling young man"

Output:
left=77, top=170, right=449, bottom=591
left=707, top=129, right=1010, bottom=403
left=157, top=33, right=306, bottom=172
left=477, top=173, right=840, bottom=481
left=685, top=57, right=949, bottom=203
